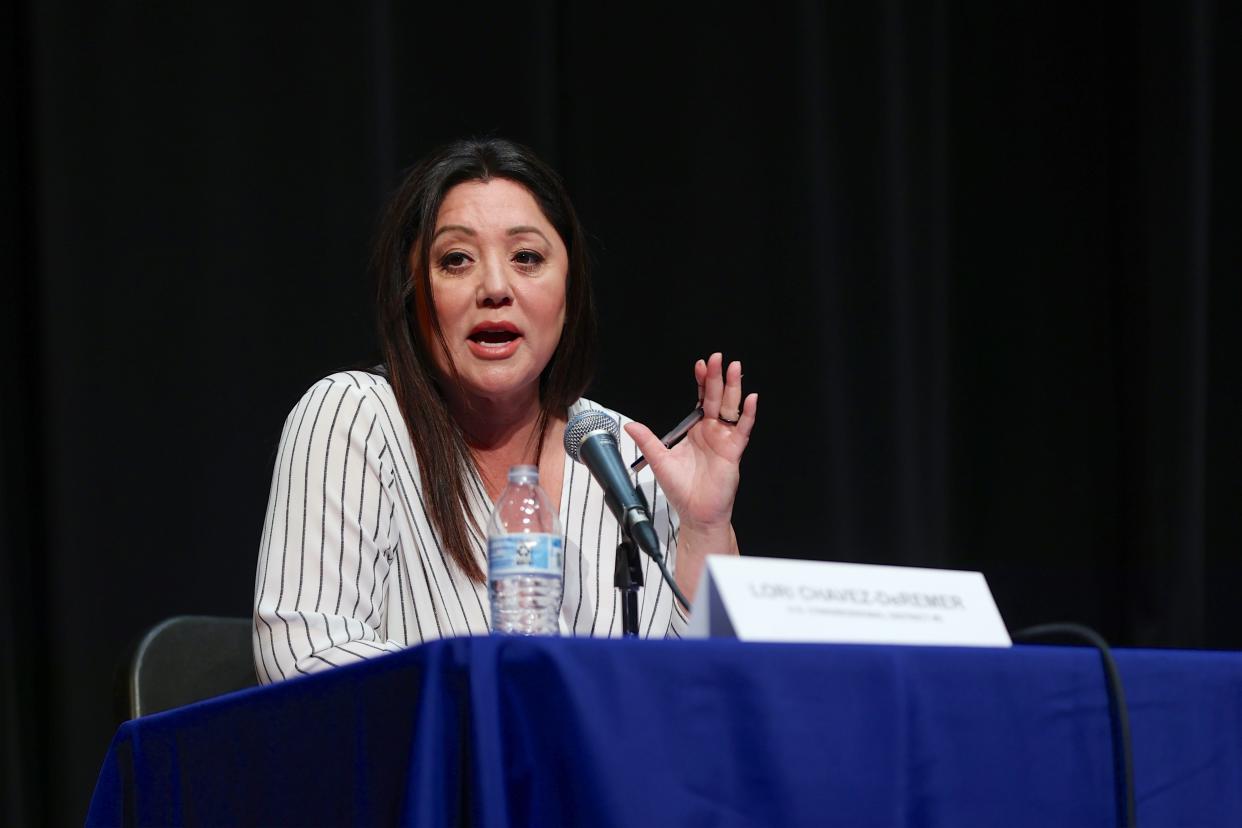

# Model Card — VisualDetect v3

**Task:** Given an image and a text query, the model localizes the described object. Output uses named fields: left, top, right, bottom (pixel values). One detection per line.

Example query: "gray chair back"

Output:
left=125, top=615, right=257, bottom=718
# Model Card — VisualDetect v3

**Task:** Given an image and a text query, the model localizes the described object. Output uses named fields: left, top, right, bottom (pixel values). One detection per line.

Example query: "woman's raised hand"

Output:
left=623, top=352, right=758, bottom=533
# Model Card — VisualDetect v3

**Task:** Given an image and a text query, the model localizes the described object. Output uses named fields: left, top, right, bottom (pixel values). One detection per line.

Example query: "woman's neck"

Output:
left=445, top=384, right=552, bottom=499
left=448, top=386, right=542, bottom=453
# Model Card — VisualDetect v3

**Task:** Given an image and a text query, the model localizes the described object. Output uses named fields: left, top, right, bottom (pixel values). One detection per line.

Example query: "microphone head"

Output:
left=563, top=410, right=620, bottom=462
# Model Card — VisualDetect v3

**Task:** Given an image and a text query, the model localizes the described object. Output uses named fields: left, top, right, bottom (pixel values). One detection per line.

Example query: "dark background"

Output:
left=3, top=1, right=1239, bottom=824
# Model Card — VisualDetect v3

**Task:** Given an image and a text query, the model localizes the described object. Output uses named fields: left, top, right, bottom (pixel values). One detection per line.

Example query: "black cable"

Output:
left=1011, top=623, right=1136, bottom=828
left=630, top=486, right=692, bottom=613
left=655, top=556, right=692, bottom=614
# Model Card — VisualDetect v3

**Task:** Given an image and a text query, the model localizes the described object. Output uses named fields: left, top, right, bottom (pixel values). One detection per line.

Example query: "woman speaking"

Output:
left=253, top=138, right=758, bottom=683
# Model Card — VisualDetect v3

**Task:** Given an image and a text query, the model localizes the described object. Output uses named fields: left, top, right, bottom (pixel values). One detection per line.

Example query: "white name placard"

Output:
left=686, top=556, right=1011, bottom=647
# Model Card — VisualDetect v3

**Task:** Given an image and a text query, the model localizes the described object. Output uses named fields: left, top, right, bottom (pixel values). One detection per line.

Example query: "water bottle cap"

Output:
left=507, top=464, right=539, bottom=483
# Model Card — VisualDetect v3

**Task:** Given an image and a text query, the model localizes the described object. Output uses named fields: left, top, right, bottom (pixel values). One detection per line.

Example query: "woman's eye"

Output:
left=513, top=250, right=544, bottom=270
left=439, top=252, right=472, bottom=273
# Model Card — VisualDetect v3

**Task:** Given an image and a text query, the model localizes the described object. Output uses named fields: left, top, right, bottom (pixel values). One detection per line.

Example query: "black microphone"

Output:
left=563, top=410, right=665, bottom=564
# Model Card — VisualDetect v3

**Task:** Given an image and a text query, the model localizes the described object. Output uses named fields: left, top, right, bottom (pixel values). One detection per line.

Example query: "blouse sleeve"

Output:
left=253, top=375, right=403, bottom=684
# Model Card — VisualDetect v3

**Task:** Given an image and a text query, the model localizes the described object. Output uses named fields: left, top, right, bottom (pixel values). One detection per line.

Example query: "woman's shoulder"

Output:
left=294, top=368, right=395, bottom=400
left=321, top=368, right=394, bottom=394
left=281, top=369, right=398, bottom=425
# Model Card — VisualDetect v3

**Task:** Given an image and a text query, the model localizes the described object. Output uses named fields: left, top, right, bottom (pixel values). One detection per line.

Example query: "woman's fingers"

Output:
left=736, top=392, right=759, bottom=438
left=623, top=421, right=667, bottom=468
left=719, top=360, right=743, bottom=423
left=700, top=353, right=745, bottom=425
left=701, top=352, right=725, bottom=419
left=694, top=358, right=707, bottom=405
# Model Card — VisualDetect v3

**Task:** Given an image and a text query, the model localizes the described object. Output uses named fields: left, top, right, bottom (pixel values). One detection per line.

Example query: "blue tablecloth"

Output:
left=86, top=637, right=1242, bottom=827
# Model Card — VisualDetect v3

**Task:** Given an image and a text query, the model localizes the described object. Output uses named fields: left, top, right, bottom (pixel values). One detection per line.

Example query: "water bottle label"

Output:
left=489, top=533, right=564, bottom=577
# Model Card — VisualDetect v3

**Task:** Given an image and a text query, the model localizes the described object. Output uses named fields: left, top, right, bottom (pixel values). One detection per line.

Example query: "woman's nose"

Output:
left=476, top=257, right=514, bottom=308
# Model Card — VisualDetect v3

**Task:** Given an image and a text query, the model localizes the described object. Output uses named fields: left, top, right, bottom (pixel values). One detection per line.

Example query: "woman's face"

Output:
left=421, top=178, right=569, bottom=406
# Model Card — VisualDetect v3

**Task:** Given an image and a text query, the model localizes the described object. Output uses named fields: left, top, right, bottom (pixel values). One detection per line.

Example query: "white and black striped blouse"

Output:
left=253, top=370, right=689, bottom=684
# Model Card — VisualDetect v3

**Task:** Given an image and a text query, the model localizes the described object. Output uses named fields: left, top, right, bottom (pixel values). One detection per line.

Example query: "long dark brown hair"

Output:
left=372, top=138, right=597, bottom=583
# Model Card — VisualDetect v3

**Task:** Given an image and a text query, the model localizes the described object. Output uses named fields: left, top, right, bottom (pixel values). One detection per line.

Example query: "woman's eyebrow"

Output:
left=507, top=226, right=550, bottom=242
left=432, top=224, right=475, bottom=240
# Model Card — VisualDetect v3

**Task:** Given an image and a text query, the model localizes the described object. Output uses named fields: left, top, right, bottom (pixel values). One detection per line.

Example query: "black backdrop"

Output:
left=3, top=2, right=1239, bottom=824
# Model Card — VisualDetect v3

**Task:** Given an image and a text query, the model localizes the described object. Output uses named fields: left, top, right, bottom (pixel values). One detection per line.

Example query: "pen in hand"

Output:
left=629, top=407, right=705, bottom=474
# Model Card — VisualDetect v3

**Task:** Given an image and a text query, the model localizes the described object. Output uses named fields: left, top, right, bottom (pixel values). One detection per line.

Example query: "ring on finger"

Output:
left=718, top=412, right=741, bottom=426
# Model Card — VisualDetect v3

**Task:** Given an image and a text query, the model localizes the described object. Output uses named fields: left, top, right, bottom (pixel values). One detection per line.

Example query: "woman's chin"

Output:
left=455, top=364, right=543, bottom=405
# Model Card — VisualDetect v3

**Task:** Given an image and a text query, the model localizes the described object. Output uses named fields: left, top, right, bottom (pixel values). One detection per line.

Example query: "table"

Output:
left=87, top=637, right=1242, bottom=827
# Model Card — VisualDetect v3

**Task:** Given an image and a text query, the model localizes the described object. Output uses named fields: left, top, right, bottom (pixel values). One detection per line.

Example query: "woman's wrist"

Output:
left=677, top=513, right=734, bottom=541
left=673, top=522, right=739, bottom=606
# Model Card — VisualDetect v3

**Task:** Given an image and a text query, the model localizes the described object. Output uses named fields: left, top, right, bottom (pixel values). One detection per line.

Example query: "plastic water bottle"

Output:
left=487, top=465, right=564, bottom=635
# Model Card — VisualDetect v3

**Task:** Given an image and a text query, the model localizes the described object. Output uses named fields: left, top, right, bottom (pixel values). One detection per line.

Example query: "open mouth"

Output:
left=466, top=321, right=523, bottom=357
left=468, top=329, right=521, bottom=345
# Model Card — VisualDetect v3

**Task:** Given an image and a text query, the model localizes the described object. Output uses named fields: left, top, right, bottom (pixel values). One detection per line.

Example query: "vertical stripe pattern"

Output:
left=254, top=371, right=687, bottom=683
